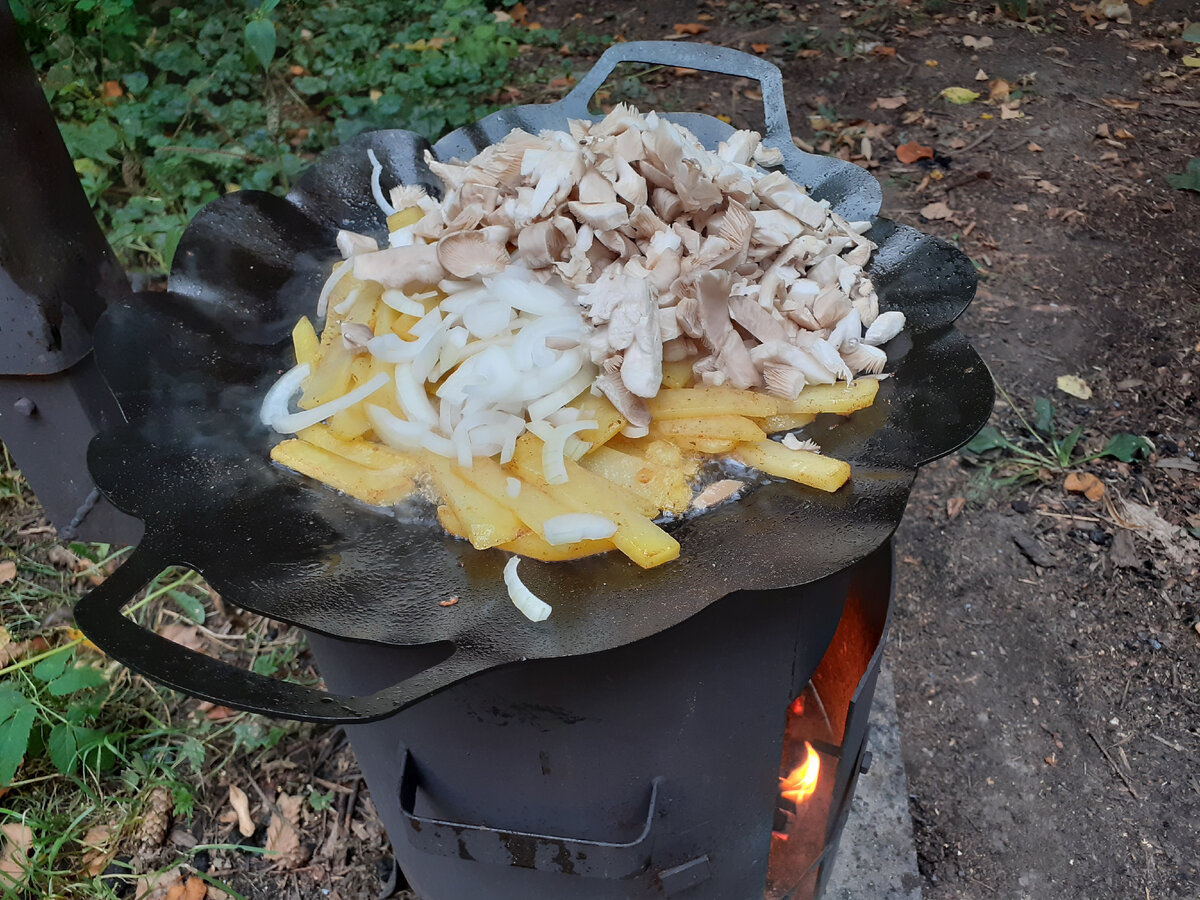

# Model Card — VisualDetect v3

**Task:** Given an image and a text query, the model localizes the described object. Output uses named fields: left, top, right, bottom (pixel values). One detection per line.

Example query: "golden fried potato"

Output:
left=647, top=386, right=779, bottom=420
left=578, top=445, right=692, bottom=514
left=760, top=413, right=818, bottom=434
left=270, top=439, right=414, bottom=506
left=773, top=379, right=879, bottom=416
left=732, top=440, right=851, bottom=493
left=650, top=415, right=767, bottom=444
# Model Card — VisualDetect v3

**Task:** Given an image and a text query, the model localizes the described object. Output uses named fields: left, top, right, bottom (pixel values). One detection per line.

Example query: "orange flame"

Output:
left=779, top=742, right=820, bottom=804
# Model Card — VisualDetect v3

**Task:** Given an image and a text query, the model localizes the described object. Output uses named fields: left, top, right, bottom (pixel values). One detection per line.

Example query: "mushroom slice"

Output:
left=728, top=294, right=789, bottom=343
left=611, top=127, right=646, bottom=165
left=761, top=362, right=807, bottom=400
left=675, top=295, right=704, bottom=340
left=754, top=171, right=828, bottom=229
left=568, top=200, right=630, bottom=231
left=595, top=373, right=651, bottom=428
left=620, top=307, right=663, bottom=399
left=752, top=144, right=785, bottom=168
left=437, top=230, right=509, bottom=279
left=578, top=169, right=618, bottom=204
left=353, top=243, right=444, bottom=291
left=341, top=322, right=375, bottom=354
left=692, top=479, right=746, bottom=511
left=517, top=148, right=584, bottom=223
left=336, top=230, right=378, bottom=259
left=651, top=187, right=684, bottom=222
left=662, top=336, right=696, bottom=362
left=812, top=285, right=852, bottom=330
left=717, top=130, right=761, bottom=166
left=864, top=310, right=906, bottom=346
left=516, top=218, right=568, bottom=268
left=750, top=341, right=837, bottom=386
left=636, top=159, right=676, bottom=192
left=611, top=156, right=648, bottom=206
left=673, top=160, right=724, bottom=212
left=751, top=209, right=804, bottom=248
left=841, top=339, right=887, bottom=375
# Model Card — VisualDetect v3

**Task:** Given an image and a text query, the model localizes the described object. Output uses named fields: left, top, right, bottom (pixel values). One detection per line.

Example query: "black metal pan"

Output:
left=75, top=41, right=993, bottom=723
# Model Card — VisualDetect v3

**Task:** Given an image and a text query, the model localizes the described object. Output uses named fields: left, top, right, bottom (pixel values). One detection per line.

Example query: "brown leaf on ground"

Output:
left=962, top=35, right=994, bottom=49
left=228, top=784, right=256, bottom=838
left=947, top=497, right=967, bottom=519
left=871, top=46, right=896, bottom=57
left=1063, top=472, right=1106, bottom=501
left=1028, top=142, right=1044, bottom=152
left=0, top=823, right=33, bottom=890
left=508, top=2, right=527, bottom=23
left=157, top=623, right=206, bottom=654
left=896, top=141, right=934, bottom=163
left=751, top=43, right=769, bottom=54
left=989, top=79, right=1011, bottom=101
left=164, top=877, right=207, bottom=900
left=134, top=867, right=183, bottom=900
left=1110, top=529, right=1143, bottom=568
left=920, top=201, right=954, bottom=220
left=1113, top=126, right=1134, bottom=139
left=1037, top=179, right=1061, bottom=195
left=46, top=545, right=82, bottom=570
left=1117, top=500, right=1197, bottom=566
left=1103, top=97, right=1140, bottom=110
left=0, top=635, right=49, bottom=668
left=0, top=561, right=15, bottom=584
left=673, top=23, right=709, bottom=35
left=265, top=793, right=309, bottom=869
left=875, top=95, right=908, bottom=109
left=81, top=824, right=117, bottom=876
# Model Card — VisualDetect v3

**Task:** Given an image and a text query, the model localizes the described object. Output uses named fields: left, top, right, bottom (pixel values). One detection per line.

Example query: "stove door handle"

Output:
left=72, top=547, right=496, bottom=723
left=560, top=40, right=791, bottom=145
left=397, top=750, right=662, bottom=879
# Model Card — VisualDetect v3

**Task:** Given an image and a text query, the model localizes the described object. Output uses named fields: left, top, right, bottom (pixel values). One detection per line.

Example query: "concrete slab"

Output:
left=824, top=660, right=922, bottom=899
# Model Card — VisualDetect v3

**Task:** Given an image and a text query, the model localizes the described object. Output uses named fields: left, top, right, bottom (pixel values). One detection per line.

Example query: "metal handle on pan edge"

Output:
left=561, top=40, right=791, bottom=143
left=398, top=751, right=662, bottom=879
left=73, top=547, right=486, bottom=723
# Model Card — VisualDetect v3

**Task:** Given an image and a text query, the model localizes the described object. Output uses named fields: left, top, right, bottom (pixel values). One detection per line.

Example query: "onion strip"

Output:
left=542, top=513, right=617, bottom=545
left=503, top=556, right=551, bottom=622
left=367, top=149, right=398, bottom=217
left=260, top=363, right=310, bottom=426
left=270, top=372, right=389, bottom=434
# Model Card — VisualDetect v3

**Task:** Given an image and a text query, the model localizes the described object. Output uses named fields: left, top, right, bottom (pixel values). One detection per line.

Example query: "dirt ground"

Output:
left=5, top=1, right=1199, bottom=898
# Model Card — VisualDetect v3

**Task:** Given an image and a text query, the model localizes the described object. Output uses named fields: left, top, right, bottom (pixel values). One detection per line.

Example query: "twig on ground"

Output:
left=1089, top=731, right=1140, bottom=800
left=1148, top=733, right=1186, bottom=753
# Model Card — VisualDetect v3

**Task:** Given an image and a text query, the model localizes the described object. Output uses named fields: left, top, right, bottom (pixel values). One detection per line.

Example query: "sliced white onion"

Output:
left=317, top=261, right=352, bottom=318
left=542, top=513, right=617, bottom=545
left=271, top=372, right=389, bottom=434
left=366, top=404, right=427, bottom=450
left=526, top=367, right=594, bottom=421
left=503, top=556, right=551, bottom=623
left=394, top=367, right=438, bottom=426
left=421, top=431, right=456, bottom=458
left=260, top=363, right=310, bottom=426
left=487, top=272, right=571, bottom=317
left=381, top=289, right=427, bottom=317
left=367, top=149, right=398, bottom=217
left=463, top=300, right=514, bottom=339
left=528, top=419, right=597, bottom=485
left=332, top=286, right=362, bottom=316
left=621, top=423, right=650, bottom=439
left=506, top=477, right=522, bottom=498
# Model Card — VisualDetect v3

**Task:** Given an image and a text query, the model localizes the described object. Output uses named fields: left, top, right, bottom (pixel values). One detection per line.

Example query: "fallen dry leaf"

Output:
left=896, top=141, right=934, bottom=164
left=265, top=793, right=309, bottom=869
left=1028, top=142, right=1044, bottom=152
left=975, top=68, right=989, bottom=81
left=989, top=79, right=1011, bottom=102
left=1114, top=127, right=1134, bottom=139
left=940, top=86, right=979, bottom=104
left=1064, top=472, right=1106, bottom=501
left=673, top=23, right=709, bottom=35
left=0, top=823, right=33, bottom=890
left=1103, top=97, right=1140, bottom=110
left=81, top=824, right=116, bottom=877
left=797, top=48, right=822, bottom=59
left=0, top=561, right=15, bottom=584
left=102, top=80, right=123, bottom=98
left=1056, top=374, right=1092, bottom=399
left=750, top=42, right=769, bottom=54
left=164, top=877, right=207, bottom=900
left=962, top=35, right=994, bottom=49
left=920, top=201, right=954, bottom=220
left=1000, top=101, right=1023, bottom=119
left=875, top=95, right=908, bottom=109
left=871, top=46, right=897, bottom=57
left=1118, top=499, right=1197, bottom=566
left=228, top=785, right=255, bottom=838
left=46, top=545, right=82, bottom=570
left=158, top=623, right=206, bottom=654
left=947, top=497, right=967, bottom=519
left=1037, top=179, right=1061, bottom=194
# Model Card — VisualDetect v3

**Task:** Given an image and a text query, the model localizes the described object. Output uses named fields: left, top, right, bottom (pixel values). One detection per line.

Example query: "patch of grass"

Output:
left=961, top=384, right=1153, bottom=487
left=14, top=0, right=532, bottom=274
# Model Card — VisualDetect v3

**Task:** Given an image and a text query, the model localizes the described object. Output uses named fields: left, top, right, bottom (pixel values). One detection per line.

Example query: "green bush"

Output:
left=14, top=0, right=527, bottom=273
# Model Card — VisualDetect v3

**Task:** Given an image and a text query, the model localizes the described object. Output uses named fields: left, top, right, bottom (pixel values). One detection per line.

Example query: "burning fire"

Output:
left=779, top=742, right=821, bottom=804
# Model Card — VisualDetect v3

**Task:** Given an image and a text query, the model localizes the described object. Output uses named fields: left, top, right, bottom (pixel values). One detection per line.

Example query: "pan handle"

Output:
left=560, top=40, right=792, bottom=145
left=73, top=547, right=494, bottom=723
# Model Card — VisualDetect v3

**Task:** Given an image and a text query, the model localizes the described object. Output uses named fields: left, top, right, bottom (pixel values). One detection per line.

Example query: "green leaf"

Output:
left=58, top=119, right=120, bottom=164
left=1165, top=158, right=1200, bottom=193
left=1033, top=397, right=1054, bottom=435
left=123, top=71, right=149, bottom=94
left=244, top=18, right=277, bottom=70
left=32, top=649, right=70, bottom=682
left=940, top=87, right=980, bottom=104
left=1098, top=433, right=1153, bottom=462
left=1186, top=525, right=1200, bottom=540
left=965, top=426, right=1010, bottom=453
left=1058, top=425, right=1084, bottom=464
left=169, top=589, right=206, bottom=625
left=47, top=723, right=79, bottom=775
left=0, top=703, right=35, bottom=785
left=1182, top=23, right=1200, bottom=43
left=308, top=789, right=333, bottom=812
left=180, top=736, right=206, bottom=770
left=48, top=664, right=108, bottom=696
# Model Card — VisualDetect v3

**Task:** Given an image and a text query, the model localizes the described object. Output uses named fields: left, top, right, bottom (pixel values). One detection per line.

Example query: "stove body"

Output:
left=311, top=546, right=890, bottom=900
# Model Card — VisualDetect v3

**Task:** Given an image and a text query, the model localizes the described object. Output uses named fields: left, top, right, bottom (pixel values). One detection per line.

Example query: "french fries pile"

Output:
left=269, top=242, right=878, bottom=569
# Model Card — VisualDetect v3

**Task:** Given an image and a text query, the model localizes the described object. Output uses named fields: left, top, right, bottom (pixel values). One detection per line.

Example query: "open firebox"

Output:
left=1, top=15, right=992, bottom=899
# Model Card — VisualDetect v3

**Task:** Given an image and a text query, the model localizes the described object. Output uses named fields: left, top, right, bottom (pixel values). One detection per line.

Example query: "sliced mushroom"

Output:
left=567, top=200, right=630, bottom=231
left=761, top=362, right=807, bottom=400
left=841, top=339, right=887, bottom=375
left=864, top=310, right=906, bottom=346
left=516, top=218, right=568, bottom=268
left=353, top=243, right=444, bottom=291
left=437, top=230, right=509, bottom=279
left=595, top=373, right=650, bottom=427
left=336, top=230, right=378, bottom=259
left=341, top=322, right=375, bottom=354
left=651, top=187, right=684, bottom=222
left=578, top=169, right=618, bottom=204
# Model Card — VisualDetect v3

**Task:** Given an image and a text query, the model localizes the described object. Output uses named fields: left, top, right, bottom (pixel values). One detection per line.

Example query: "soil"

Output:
left=5, top=1, right=1198, bottom=898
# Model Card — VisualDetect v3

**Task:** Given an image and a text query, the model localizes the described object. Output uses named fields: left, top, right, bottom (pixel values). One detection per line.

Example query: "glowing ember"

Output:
left=780, top=742, right=821, bottom=804
left=789, top=695, right=805, bottom=716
